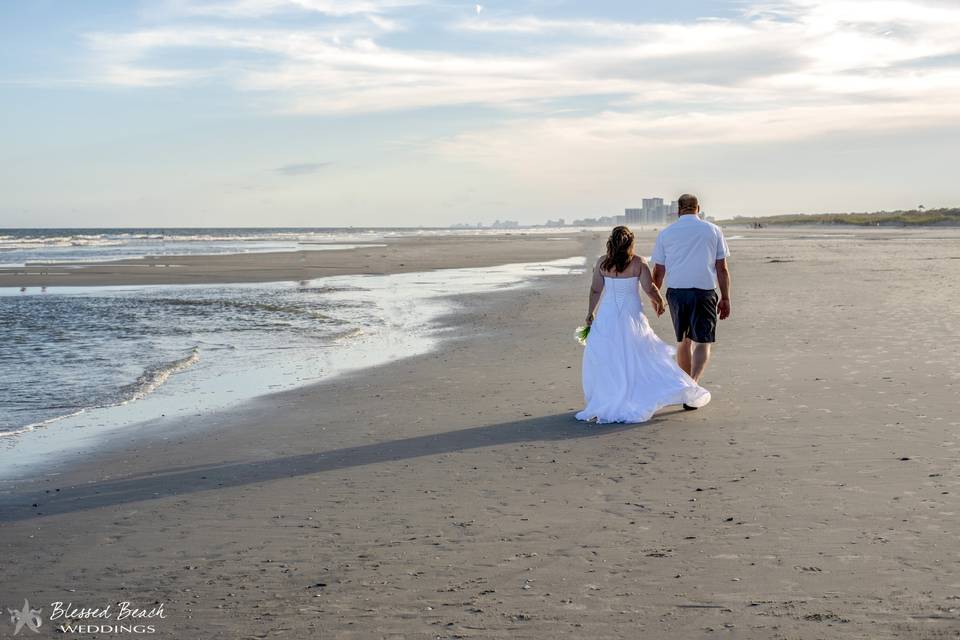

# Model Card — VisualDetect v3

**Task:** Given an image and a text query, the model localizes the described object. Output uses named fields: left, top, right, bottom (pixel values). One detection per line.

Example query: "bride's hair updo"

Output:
left=601, top=225, right=634, bottom=274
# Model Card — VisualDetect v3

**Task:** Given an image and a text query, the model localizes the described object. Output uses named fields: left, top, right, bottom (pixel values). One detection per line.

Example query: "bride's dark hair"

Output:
left=601, top=225, right=634, bottom=274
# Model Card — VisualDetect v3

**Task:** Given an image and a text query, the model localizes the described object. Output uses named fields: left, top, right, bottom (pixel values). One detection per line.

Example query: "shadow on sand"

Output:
left=0, top=409, right=685, bottom=523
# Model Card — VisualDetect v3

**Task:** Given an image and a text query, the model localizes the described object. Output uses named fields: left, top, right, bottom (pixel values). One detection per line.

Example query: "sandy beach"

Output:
left=2, top=228, right=960, bottom=639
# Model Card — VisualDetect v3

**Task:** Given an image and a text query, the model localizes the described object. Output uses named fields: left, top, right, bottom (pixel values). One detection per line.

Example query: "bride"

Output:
left=576, top=226, right=710, bottom=424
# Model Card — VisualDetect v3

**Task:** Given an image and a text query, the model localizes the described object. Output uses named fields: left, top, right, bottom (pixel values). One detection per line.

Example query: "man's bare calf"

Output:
left=677, top=337, right=712, bottom=383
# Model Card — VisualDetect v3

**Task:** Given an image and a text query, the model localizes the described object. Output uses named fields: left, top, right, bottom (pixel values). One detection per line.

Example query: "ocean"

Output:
left=0, top=227, right=567, bottom=268
left=0, top=231, right=583, bottom=475
left=0, top=227, right=410, bottom=267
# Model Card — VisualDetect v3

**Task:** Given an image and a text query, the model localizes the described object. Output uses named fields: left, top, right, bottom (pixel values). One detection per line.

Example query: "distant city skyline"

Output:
left=2, top=1, right=959, bottom=228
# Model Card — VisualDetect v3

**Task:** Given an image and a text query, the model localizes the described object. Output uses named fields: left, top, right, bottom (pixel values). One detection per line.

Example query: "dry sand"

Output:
left=2, top=228, right=960, bottom=639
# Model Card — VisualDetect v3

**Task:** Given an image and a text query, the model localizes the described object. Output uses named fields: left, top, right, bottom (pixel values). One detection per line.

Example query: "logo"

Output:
left=6, top=598, right=165, bottom=635
left=7, top=600, right=42, bottom=635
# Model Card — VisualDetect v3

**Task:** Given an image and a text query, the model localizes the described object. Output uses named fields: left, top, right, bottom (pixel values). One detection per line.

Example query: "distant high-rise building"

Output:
left=642, top=197, right=664, bottom=213
left=657, top=204, right=671, bottom=225
left=621, top=197, right=681, bottom=227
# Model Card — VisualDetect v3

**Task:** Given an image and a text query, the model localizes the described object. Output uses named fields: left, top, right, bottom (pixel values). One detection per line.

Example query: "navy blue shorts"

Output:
left=666, top=288, right=718, bottom=343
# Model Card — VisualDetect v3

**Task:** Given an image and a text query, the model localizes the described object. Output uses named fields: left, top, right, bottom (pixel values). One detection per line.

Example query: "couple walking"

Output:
left=576, top=194, right=731, bottom=424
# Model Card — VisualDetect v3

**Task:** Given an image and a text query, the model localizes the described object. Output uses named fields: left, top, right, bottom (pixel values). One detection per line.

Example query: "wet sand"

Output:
left=1, top=228, right=959, bottom=639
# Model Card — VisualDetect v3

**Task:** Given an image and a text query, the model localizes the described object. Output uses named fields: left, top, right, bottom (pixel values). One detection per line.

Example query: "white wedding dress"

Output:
left=576, top=276, right=711, bottom=424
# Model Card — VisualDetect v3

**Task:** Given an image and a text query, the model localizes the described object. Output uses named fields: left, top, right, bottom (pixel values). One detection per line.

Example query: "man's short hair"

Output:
left=678, top=194, right=699, bottom=213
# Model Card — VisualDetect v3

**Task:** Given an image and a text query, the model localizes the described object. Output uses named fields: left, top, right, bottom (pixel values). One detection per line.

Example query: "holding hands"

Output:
left=650, top=294, right=666, bottom=317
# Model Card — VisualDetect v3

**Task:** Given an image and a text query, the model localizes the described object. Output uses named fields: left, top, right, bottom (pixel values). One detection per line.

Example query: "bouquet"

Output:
left=575, top=325, right=591, bottom=345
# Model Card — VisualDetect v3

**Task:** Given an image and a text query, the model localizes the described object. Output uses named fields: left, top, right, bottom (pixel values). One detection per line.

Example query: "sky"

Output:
left=1, top=0, right=959, bottom=227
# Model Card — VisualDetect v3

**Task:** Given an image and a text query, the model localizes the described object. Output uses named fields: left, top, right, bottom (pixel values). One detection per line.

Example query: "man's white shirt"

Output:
left=651, top=215, right=730, bottom=290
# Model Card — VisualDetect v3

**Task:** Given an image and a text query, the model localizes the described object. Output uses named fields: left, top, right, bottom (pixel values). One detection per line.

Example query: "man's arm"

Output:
left=716, top=258, right=731, bottom=320
left=652, top=263, right=666, bottom=289
left=640, top=261, right=666, bottom=317
left=650, top=232, right=666, bottom=289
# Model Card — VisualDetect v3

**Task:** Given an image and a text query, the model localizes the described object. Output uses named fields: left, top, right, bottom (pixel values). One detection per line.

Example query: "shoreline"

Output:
left=0, top=243, right=592, bottom=481
left=2, top=228, right=959, bottom=638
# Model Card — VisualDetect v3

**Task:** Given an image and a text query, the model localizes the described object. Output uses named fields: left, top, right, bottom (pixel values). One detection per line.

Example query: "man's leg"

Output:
left=676, top=337, right=693, bottom=376
left=689, top=341, right=712, bottom=382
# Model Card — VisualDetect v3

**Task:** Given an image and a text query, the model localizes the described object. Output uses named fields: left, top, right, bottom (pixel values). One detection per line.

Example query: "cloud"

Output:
left=75, top=0, right=960, bottom=148
left=433, top=93, right=960, bottom=169
left=167, top=0, right=424, bottom=18
left=275, top=162, right=331, bottom=176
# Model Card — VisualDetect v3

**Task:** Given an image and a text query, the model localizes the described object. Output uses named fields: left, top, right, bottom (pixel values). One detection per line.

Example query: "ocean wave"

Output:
left=294, top=285, right=366, bottom=294
left=0, top=347, right=201, bottom=438
left=0, top=231, right=382, bottom=247
left=334, top=327, right=366, bottom=342
left=0, top=408, right=88, bottom=439
left=150, top=298, right=334, bottom=320
left=120, top=347, right=200, bottom=402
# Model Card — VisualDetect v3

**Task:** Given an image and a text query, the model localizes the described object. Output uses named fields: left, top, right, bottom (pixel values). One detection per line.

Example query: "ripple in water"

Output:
left=0, top=283, right=353, bottom=435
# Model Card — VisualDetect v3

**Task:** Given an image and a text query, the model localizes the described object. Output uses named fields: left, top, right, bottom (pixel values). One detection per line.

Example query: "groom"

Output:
left=651, top=194, right=731, bottom=392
